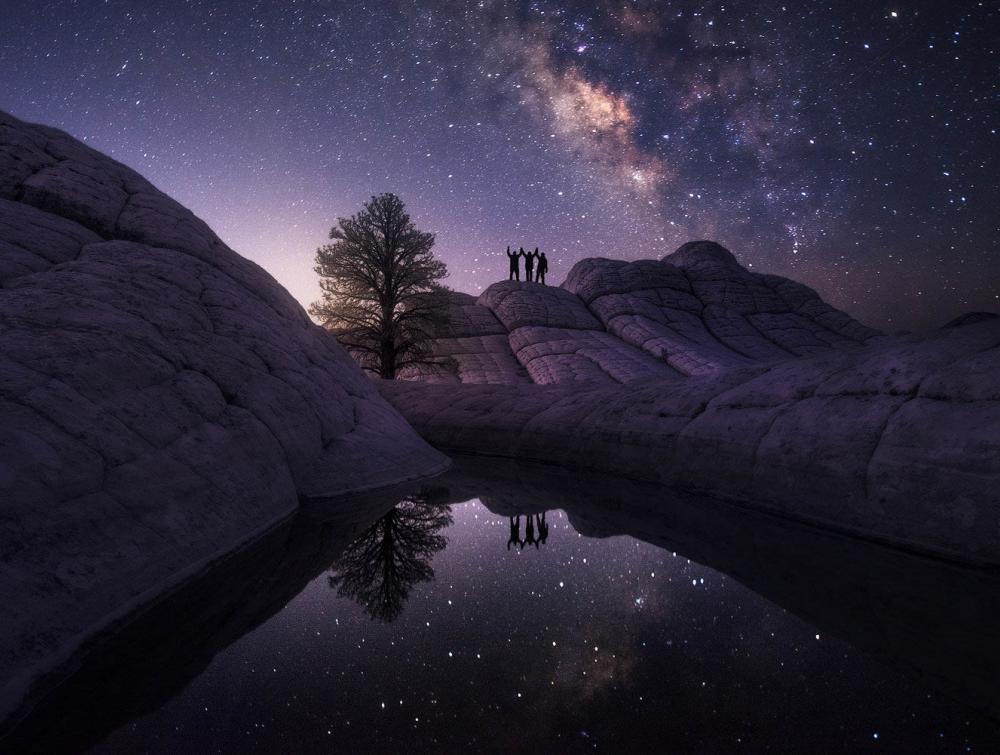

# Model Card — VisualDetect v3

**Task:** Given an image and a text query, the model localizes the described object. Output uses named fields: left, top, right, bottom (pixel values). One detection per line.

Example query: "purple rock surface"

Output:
left=401, top=240, right=882, bottom=385
left=384, top=264, right=1000, bottom=564
left=0, top=111, right=449, bottom=717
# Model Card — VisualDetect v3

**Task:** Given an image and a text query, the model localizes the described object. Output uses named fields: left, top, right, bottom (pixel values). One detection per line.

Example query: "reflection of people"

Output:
left=328, top=494, right=452, bottom=622
left=508, top=516, right=523, bottom=550
left=522, top=247, right=534, bottom=282
left=524, top=514, right=538, bottom=549
left=536, top=252, right=548, bottom=285
left=504, top=512, right=551, bottom=550
left=506, top=246, right=520, bottom=281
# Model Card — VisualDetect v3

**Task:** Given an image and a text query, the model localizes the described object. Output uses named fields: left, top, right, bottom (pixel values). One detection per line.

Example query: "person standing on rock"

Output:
left=536, top=251, right=548, bottom=285
left=506, top=246, right=520, bottom=281
left=522, top=247, right=534, bottom=283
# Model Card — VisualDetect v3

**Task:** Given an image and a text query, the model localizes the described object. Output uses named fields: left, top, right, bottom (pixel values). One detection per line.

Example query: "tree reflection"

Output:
left=328, top=494, right=452, bottom=622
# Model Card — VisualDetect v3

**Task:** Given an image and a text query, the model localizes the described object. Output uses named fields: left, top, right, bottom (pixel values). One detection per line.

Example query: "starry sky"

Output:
left=2, top=0, right=997, bottom=330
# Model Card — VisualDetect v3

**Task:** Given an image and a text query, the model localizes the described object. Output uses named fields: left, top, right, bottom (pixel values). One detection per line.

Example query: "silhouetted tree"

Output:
left=328, top=495, right=452, bottom=622
left=309, top=193, right=449, bottom=378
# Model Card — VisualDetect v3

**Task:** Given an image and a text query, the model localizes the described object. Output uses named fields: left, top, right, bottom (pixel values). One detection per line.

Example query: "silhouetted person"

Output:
left=536, top=512, right=549, bottom=544
left=536, top=252, right=548, bottom=284
left=521, top=247, right=534, bottom=282
left=508, top=516, right=523, bottom=550
left=506, top=246, right=519, bottom=281
left=523, top=514, right=538, bottom=549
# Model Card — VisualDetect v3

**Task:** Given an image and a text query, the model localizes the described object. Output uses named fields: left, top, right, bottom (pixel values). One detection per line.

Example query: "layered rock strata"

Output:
left=383, top=315, right=1000, bottom=565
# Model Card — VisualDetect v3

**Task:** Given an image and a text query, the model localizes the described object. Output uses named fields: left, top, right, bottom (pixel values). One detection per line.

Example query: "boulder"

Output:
left=0, top=110, right=448, bottom=719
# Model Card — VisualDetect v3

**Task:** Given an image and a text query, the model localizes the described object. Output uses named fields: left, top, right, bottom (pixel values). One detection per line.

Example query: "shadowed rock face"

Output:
left=1, top=487, right=408, bottom=752
left=401, top=240, right=881, bottom=385
left=398, top=291, right=530, bottom=384
left=382, top=315, right=1000, bottom=564
left=0, top=110, right=448, bottom=717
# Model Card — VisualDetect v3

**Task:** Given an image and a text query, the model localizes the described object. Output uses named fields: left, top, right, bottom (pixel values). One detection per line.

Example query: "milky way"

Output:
left=2, top=0, right=997, bottom=329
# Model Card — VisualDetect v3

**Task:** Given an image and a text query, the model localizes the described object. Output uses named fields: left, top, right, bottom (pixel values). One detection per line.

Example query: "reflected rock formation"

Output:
left=429, top=455, right=1000, bottom=722
left=0, top=486, right=407, bottom=753
left=329, top=494, right=452, bottom=622
left=4, top=461, right=999, bottom=752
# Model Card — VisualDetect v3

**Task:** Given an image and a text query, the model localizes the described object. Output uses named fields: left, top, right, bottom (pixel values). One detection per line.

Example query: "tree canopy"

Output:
left=309, top=193, right=448, bottom=378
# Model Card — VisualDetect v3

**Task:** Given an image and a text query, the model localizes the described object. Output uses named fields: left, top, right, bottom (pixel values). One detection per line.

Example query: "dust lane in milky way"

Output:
left=2, top=0, right=996, bottom=330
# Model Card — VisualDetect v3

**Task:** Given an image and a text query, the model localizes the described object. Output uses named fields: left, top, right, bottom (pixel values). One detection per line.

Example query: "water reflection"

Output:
left=0, top=484, right=410, bottom=754
left=329, top=495, right=452, bottom=622
left=3, top=456, right=999, bottom=752
left=507, top=513, right=550, bottom=550
left=434, top=456, right=1000, bottom=722
left=321, top=456, right=1000, bottom=722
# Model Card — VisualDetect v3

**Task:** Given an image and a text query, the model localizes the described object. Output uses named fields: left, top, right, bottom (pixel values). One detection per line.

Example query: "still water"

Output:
left=8, top=457, right=1000, bottom=753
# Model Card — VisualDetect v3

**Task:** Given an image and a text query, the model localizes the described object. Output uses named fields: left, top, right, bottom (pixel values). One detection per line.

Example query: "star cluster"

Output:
left=2, top=0, right=997, bottom=329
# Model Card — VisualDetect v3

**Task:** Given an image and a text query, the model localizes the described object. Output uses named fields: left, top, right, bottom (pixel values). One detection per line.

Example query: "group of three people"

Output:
left=506, top=246, right=548, bottom=284
left=507, top=513, right=549, bottom=550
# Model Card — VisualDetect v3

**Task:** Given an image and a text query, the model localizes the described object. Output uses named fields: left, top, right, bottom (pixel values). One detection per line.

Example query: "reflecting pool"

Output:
left=6, top=457, right=1000, bottom=753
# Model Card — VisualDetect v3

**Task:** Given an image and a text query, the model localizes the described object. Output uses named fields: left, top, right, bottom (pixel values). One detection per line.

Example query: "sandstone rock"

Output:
left=381, top=316, right=1000, bottom=565
left=0, top=110, right=448, bottom=719
left=404, top=241, right=881, bottom=386
left=943, top=311, right=1000, bottom=329
left=387, top=242, right=1000, bottom=566
left=398, top=290, right=529, bottom=384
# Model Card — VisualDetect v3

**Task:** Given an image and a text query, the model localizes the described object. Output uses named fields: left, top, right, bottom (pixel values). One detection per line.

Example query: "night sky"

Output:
left=2, top=0, right=997, bottom=330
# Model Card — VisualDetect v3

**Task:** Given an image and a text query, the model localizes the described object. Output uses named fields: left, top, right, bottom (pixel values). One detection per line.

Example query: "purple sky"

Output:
left=2, top=0, right=997, bottom=330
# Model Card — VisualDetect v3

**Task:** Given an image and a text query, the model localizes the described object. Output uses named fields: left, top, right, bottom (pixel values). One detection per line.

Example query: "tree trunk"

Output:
left=380, top=340, right=396, bottom=379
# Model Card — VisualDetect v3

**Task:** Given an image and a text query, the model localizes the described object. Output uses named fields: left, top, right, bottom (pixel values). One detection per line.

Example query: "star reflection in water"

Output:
left=5, top=457, right=1000, bottom=753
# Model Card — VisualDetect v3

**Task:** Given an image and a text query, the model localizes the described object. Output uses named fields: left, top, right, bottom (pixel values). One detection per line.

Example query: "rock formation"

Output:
left=401, top=240, right=881, bottom=385
left=0, top=110, right=448, bottom=719
left=11, top=458, right=1000, bottom=747
left=384, top=248, right=1000, bottom=565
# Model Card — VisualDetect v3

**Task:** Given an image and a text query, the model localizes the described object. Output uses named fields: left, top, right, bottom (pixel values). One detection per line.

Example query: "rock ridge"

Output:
left=402, top=240, right=882, bottom=386
left=395, top=243, right=1000, bottom=569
